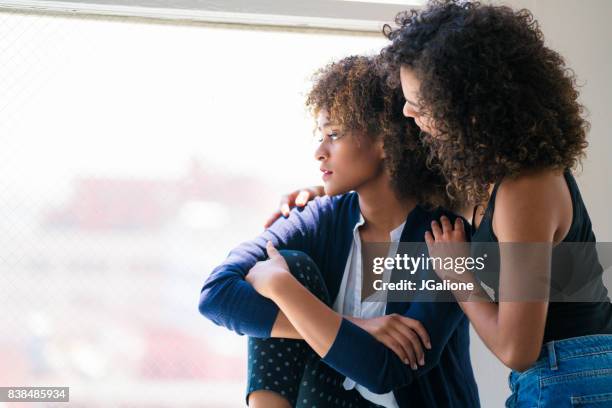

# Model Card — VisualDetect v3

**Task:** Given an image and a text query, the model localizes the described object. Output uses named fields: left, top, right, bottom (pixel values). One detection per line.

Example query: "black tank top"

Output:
left=471, top=168, right=612, bottom=342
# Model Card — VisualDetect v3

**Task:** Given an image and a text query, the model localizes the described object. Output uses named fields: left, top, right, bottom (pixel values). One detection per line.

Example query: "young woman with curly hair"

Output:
left=199, top=55, right=480, bottom=408
left=380, top=0, right=612, bottom=406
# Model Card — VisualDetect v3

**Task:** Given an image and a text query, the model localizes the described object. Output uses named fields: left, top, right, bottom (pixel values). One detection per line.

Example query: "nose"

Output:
left=314, top=140, right=328, bottom=162
left=403, top=101, right=417, bottom=118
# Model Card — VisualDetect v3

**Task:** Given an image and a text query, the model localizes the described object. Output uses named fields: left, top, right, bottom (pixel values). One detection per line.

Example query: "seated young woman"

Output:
left=198, top=55, right=479, bottom=408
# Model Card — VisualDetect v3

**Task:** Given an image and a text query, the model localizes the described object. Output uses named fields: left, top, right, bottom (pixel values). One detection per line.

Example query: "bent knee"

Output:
left=248, top=389, right=291, bottom=408
left=277, top=249, right=313, bottom=263
left=277, top=250, right=319, bottom=275
left=276, top=249, right=329, bottom=303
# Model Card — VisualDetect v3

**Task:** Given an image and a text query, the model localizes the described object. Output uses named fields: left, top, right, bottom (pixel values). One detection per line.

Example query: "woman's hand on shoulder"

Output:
left=264, top=186, right=325, bottom=228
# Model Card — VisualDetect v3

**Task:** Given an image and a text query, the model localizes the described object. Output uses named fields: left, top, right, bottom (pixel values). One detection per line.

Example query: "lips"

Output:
left=320, top=168, right=333, bottom=180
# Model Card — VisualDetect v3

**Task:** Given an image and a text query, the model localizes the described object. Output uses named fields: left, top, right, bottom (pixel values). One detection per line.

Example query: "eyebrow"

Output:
left=317, top=122, right=338, bottom=130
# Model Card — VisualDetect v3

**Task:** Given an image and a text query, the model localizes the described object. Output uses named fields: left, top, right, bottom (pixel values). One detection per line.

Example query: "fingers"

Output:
left=389, top=314, right=432, bottom=369
left=431, top=220, right=443, bottom=240
left=439, top=216, right=453, bottom=233
left=380, top=335, right=406, bottom=366
left=295, top=190, right=310, bottom=206
left=395, top=327, right=424, bottom=369
left=280, top=199, right=291, bottom=217
left=454, top=217, right=466, bottom=238
left=280, top=190, right=300, bottom=217
left=280, top=190, right=306, bottom=217
left=430, top=216, right=467, bottom=241
left=424, top=230, right=434, bottom=246
left=278, top=186, right=324, bottom=218
left=455, top=216, right=463, bottom=229
left=266, top=241, right=281, bottom=259
left=382, top=333, right=418, bottom=370
left=399, top=316, right=431, bottom=350
left=264, top=210, right=282, bottom=229
left=296, top=186, right=324, bottom=207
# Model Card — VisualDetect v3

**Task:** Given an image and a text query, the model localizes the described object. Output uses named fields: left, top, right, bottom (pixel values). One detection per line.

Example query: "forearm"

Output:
left=271, top=311, right=361, bottom=340
left=199, top=271, right=280, bottom=338
left=200, top=197, right=329, bottom=337
left=454, top=280, right=545, bottom=370
left=269, top=273, right=342, bottom=357
left=269, top=274, right=468, bottom=393
left=450, top=269, right=544, bottom=363
left=270, top=310, right=302, bottom=339
left=446, top=272, right=507, bottom=356
left=456, top=299, right=501, bottom=352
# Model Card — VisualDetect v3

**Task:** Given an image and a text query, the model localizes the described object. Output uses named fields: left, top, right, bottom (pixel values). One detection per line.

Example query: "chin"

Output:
left=323, top=183, right=351, bottom=197
left=422, top=126, right=442, bottom=138
left=418, top=128, right=440, bottom=142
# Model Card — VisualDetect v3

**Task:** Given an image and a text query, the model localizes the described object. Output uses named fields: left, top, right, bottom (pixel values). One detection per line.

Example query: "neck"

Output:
left=356, top=175, right=416, bottom=235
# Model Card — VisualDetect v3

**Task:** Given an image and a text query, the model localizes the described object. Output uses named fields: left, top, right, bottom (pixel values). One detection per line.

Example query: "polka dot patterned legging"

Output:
left=246, top=250, right=385, bottom=408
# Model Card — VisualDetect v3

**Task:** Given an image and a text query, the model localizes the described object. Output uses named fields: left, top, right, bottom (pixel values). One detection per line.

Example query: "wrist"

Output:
left=344, top=316, right=358, bottom=324
left=344, top=316, right=367, bottom=331
left=448, top=270, right=477, bottom=284
left=268, top=270, right=297, bottom=300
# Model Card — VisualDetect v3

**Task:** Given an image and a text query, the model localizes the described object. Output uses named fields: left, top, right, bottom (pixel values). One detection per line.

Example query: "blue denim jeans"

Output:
left=505, top=334, right=612, bottom=407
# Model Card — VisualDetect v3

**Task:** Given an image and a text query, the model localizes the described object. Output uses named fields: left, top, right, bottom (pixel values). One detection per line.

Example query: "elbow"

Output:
left=198, top=270, right=230, bottom=323
left=198, top=288, right=219, bottom=322
left=502, top=356, right=538, bottom=373
left=366, top=361, right=419, bottom=394
left=368, top=346, right=439, bottom=394
left=499, top=346, right=540, bottom=372
left=368, top=370, right=411, bottom=394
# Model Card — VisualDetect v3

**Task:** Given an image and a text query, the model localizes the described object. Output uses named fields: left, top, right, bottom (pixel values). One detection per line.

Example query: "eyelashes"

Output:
left=316, top=130, right=343, bottom=142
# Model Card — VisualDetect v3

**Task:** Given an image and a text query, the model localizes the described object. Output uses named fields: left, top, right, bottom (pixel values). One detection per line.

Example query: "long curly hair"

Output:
left=306, top=55, right=453, bottom=208
left=381, top=0, right=590, bottom=205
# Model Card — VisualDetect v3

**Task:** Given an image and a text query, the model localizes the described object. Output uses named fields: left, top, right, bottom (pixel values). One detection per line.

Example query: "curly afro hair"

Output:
left=381, top=0, right=590, bottom=205
left=306, top=55, right=453, bottom=208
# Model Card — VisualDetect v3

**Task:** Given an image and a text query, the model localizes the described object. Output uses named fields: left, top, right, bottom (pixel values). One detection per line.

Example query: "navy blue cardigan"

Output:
left=199, top=192, right=480, bottom=407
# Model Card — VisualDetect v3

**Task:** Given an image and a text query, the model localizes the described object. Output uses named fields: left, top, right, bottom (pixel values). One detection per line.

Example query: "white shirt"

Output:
left=332, top=213, right=405, bottom=408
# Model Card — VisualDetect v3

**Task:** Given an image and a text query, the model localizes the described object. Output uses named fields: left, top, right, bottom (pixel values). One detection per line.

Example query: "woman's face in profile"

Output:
left=313, top=109, right=385, bottom=196
left=399, top=65, right=438, bottom=137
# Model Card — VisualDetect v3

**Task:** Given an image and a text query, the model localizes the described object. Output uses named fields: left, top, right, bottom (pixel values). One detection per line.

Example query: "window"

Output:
left=0, top=7, right=389, bottom=406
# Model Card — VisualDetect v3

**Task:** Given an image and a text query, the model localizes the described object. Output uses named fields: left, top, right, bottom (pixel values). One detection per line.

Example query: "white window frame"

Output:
left=0, top=0, right=426, bottom=32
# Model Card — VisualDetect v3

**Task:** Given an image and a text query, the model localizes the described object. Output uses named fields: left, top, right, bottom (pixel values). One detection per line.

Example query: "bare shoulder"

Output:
left=499, top=168, right=566, bottom=198
left=493, top=168, right=571, bottom=242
